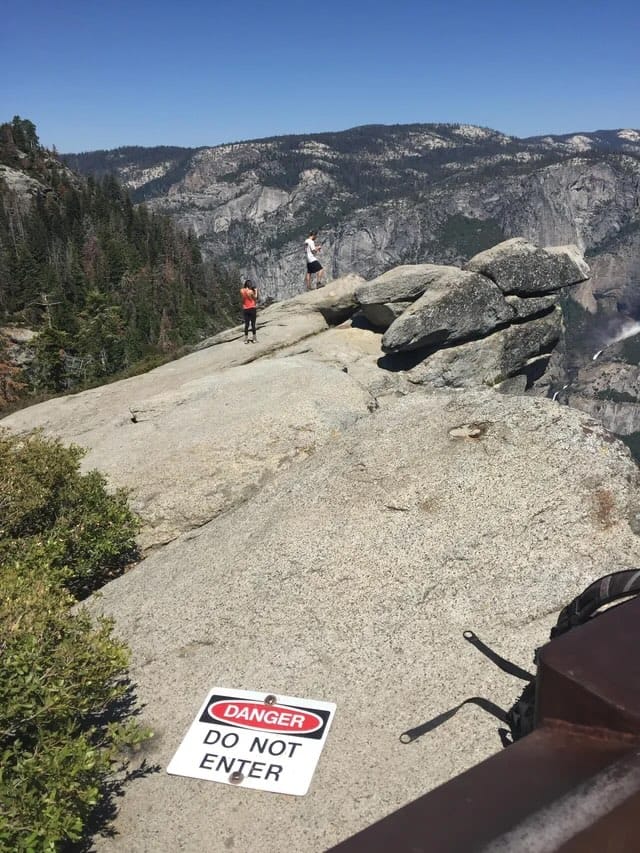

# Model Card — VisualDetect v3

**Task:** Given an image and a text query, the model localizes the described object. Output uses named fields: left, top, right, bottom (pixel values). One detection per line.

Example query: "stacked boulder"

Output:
left=355, top=238, right=589, bottom=389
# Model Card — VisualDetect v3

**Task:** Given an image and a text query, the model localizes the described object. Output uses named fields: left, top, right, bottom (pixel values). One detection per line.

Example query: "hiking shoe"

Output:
left=244, top=338, right=250, bottom=344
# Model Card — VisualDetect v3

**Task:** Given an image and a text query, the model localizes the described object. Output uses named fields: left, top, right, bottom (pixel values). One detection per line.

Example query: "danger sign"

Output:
left=167, top=687, right=336, bottom=796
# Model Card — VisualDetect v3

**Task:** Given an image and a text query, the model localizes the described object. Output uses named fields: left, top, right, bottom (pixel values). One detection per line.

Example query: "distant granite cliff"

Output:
left=65, top=123, right=640, bottom=308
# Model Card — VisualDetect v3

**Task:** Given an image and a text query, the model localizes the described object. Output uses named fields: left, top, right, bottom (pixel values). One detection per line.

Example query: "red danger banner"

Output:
left=169, top=687, right=336, bottom=796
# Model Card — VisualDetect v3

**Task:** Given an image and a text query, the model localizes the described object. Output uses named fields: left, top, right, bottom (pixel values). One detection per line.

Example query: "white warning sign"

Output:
left=167, top=687, right=336, bottom=796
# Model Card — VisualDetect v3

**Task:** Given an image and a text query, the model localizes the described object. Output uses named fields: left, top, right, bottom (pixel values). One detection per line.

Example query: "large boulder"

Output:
left=381, top=267, right=514, bottom=353
left=406, top=309, right=562, bottom=388
left=358, top=300, right=412, bottom=329
left=465, top=238, right=590, bottom=295
left=355, top=264, right=448, bottom=308
left=86, top=389, right=640, bottom=852
left=286, top=273, right=365, bottom=323
left=505, top=293, right=559, bottom=320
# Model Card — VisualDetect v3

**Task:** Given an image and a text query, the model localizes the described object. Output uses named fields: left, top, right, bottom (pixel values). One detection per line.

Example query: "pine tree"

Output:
left=0, top=117, right=238, bottom=400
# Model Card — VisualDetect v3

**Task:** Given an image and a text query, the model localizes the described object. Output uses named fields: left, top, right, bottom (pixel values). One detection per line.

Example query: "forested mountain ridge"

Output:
left=0, top=117, right=238, bottom=409
left=63, top=123, right=640, bottom=310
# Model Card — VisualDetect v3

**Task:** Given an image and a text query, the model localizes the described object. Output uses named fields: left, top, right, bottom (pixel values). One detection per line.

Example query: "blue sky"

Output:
left=3, top=0, right=639, bottom=152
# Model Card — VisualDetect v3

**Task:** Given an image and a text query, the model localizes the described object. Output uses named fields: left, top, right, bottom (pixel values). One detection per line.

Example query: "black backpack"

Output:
left=400, top=569, right=640, bottom=747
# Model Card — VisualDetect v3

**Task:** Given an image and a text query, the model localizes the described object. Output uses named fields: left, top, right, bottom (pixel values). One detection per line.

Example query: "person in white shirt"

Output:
left=304, top=231, right=325, bottom=290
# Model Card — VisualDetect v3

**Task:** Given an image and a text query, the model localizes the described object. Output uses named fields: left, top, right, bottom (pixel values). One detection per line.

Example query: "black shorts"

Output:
left=307, top=260, right=323, bottom=274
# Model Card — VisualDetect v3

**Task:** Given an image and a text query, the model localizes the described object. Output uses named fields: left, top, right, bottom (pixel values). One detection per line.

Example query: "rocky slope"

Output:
left=4, top=241, right=640, bottom=850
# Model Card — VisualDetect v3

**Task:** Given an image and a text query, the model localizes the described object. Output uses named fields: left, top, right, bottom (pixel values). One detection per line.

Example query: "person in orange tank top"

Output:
left=240, top=279, right=258, bottom=343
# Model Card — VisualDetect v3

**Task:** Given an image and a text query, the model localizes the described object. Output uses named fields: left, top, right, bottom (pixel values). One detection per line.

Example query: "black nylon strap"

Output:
left=463, top=631, right=534, bottom=682
left=399, top=696, right=508, bottom=744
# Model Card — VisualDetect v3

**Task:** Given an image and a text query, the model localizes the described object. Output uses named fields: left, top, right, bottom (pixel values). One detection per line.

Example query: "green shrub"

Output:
left=0, top=430, right=139, bottom=599
left=595, top=388, right=637, bottom=404
left=0, top=429, right=150, bottom=850
left=0, top=565, right=150, bottom=851
left=437, top=214, right=505, bottom=258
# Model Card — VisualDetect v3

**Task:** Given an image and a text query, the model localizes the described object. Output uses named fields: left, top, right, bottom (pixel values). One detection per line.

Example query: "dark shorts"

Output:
left=307, top=260, right=323, bottom=274
left=243, top=307, right=257, bottom=333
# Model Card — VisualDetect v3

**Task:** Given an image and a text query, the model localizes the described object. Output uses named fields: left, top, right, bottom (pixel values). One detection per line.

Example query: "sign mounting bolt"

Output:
left=229, top=771, right=244, bottom=785
left=265, top=694, right=277, bottom=705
